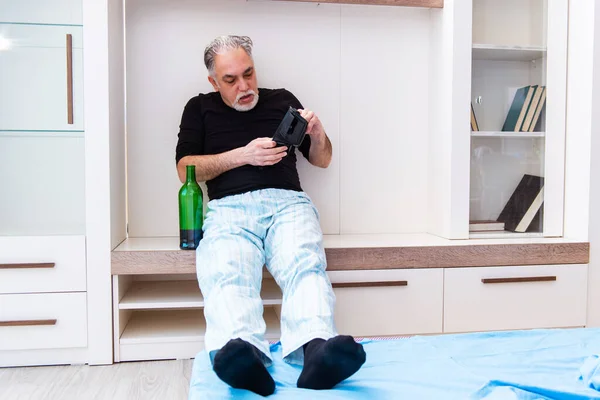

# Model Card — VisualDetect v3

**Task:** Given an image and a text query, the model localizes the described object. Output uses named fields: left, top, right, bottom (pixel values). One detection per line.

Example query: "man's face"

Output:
left=209, top=47, right=259, bottom=112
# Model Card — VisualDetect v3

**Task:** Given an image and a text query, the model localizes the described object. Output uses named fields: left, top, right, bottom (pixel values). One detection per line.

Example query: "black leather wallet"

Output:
left=272, top=107, right=308, bottom=148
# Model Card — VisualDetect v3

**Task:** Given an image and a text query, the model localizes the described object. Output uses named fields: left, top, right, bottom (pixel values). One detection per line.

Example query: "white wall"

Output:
left=125, top=0, right=431, bottom=237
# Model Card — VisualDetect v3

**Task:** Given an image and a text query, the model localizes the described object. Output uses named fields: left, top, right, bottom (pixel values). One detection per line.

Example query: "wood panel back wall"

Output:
left=125, top=0, right=431, bottom=237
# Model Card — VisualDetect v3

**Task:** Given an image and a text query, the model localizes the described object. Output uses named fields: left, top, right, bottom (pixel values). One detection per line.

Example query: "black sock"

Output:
left=297, top=335, right=366, bottom=390
left=213, top=338, right=275, bottom=396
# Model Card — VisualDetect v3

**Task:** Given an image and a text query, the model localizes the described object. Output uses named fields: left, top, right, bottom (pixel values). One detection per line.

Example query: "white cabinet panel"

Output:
left=0, top=134, right=85, bottom=236
left=0, top=0, right=82, bottom=25
left=444, top=264, right=588, bottom=333
left=0, top=24, right=84, bottom=131
left=329, top=269, right=443, bottom=336
left=0, top=236, right=86, bottom=294
left=0, top=292, right=87, bottom=351
left=339, top=6, right=430, bottom=234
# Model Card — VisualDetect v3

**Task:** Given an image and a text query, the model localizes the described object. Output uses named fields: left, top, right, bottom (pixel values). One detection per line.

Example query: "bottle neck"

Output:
left=185, top=165, right=196, bottom=183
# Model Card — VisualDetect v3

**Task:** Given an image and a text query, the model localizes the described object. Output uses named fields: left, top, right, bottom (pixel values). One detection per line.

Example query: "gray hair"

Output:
left=204, top=35, right=254, bottom=76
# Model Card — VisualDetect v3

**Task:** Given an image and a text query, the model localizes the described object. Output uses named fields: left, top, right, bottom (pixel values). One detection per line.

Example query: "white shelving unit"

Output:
left=76, top=0, right=597, bottom=366
left=120, top=308, right=281, bottom=345
left=119, top=279, right=283, bottom=310
left=113, top=275, right=283, bottom=362
left=471, top=131, right=545, bottom=138
left=472, top=44, right=546, bottom=62
left=120, top=309, right=207, bottom=345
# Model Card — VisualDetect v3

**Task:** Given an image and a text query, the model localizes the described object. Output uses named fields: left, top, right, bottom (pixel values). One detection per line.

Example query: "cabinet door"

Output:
left=0, top=24, right=83, bottom=131
left=0, top=134, right=85, bottom=236
left=0, top=0, right=82, bottom=25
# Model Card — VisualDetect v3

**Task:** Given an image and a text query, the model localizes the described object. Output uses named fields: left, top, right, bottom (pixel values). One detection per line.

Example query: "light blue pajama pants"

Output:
left=195, top=188, right=337, bottom=366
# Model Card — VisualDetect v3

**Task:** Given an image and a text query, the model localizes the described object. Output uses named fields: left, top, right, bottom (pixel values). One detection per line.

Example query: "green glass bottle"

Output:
left=179, top=165, right=203, bottom=250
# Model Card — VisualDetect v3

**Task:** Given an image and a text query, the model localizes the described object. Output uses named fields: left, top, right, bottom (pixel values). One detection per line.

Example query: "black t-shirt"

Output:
left=175, top=88, right=311, bottom=200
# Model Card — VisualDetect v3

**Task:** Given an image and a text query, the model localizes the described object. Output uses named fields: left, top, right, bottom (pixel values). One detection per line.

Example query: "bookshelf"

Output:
left=469, top=0, right=566, bottom=238
left=472, top=44, right=546, bottom=62
left=471, top=131, right=545, bottom=138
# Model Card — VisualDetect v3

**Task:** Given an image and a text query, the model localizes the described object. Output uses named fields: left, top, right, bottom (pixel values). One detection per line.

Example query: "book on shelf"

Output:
left=470, top=103, right=479, bottom=131
left=528, top=87, right=546, bottom=132
left=469, top=220, right=505, bottom=232
left=501, top=85, right=546, bottom=132
left=496, top=174, right=544, bottom=232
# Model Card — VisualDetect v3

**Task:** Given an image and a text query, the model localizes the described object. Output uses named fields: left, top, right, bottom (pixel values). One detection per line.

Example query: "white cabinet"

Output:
left=444, top=264, right=588, bottom=333
left=0, top=24, right=84, bottom=132
left=0, top=1, right=88, bottom=367
left=0, top=0, right=82, bottom=25
left=0, top=134, right=86, bottom=236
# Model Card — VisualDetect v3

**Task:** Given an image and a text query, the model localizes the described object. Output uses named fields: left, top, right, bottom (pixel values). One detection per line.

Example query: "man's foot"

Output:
left=297, top=335, right=366, bottom=390
left=213, top=338, right=275, bottom=396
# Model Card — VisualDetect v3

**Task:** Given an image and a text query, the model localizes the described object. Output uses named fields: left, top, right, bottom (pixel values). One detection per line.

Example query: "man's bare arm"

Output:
left=177, top=138, right=288, bottom=183
left=177, top=149, right=245, bottom=183
left=308, top=133, right=332, bottom=168
left=298, top=109, right=332, bottom=168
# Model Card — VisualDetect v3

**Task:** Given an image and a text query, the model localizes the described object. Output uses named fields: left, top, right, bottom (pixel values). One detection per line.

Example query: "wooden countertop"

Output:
left=112, top=235, right=589, bottom=275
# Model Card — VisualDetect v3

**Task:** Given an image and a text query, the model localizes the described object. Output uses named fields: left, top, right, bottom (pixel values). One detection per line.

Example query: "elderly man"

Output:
left=175, top=35, right=365, bottom=396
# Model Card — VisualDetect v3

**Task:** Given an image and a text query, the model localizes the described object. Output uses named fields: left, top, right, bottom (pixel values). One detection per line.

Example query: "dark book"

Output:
left=502, top=86, right=532, bottom=132
left=496, top=174, right=544, bottom=232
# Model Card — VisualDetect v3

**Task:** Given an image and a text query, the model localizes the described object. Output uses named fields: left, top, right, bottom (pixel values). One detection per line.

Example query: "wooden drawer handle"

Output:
left=482, top=276, right=557, bottom=284
left=332, top=281, right=408, bottom=288
left=66, top=33, right=74, bottom=124
left=0, top=319, right=57, bottom=327
left=0, top=263, right=55, bottom=269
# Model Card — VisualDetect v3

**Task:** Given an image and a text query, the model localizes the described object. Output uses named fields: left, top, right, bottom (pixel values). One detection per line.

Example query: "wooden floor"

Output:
left=0, top=359, right=194, bottom=400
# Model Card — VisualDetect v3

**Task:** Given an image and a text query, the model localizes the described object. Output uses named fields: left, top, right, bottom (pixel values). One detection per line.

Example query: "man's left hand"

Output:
left=299, top=109, right=326, bottom=141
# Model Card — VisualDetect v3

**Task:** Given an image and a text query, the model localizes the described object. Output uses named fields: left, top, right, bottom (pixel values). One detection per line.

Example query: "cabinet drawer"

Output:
left=328, top=269, right=443, bottom=337
left=443, top=264, right=588, bottom=333
left=0, top=24, right=83, bottom=131
left=0, top=0, right=82, bottom=25
left=0, top=292, right=87, bottom=351
left=0, top=236, right=86, bottom=294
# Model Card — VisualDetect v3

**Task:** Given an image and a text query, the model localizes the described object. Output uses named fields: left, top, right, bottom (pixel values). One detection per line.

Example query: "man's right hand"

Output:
left=242, top=138, right=288, bottom=167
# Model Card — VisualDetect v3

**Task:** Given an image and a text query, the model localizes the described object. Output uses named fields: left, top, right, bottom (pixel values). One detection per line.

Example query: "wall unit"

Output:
left=0, top=1, right=88, bottom=368
left=78, top=0, right=589, bottom=366
left=77, top=0, right=600, bottom=365
left=0, top=0, right=596, bottom=369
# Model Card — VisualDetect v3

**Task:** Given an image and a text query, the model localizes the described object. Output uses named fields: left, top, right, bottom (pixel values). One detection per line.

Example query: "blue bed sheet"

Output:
left=188, top=328, right=600, bottom=399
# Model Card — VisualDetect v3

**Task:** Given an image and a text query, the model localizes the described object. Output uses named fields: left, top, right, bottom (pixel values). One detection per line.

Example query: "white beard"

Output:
left=233, top=90, right=259, bottom=112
